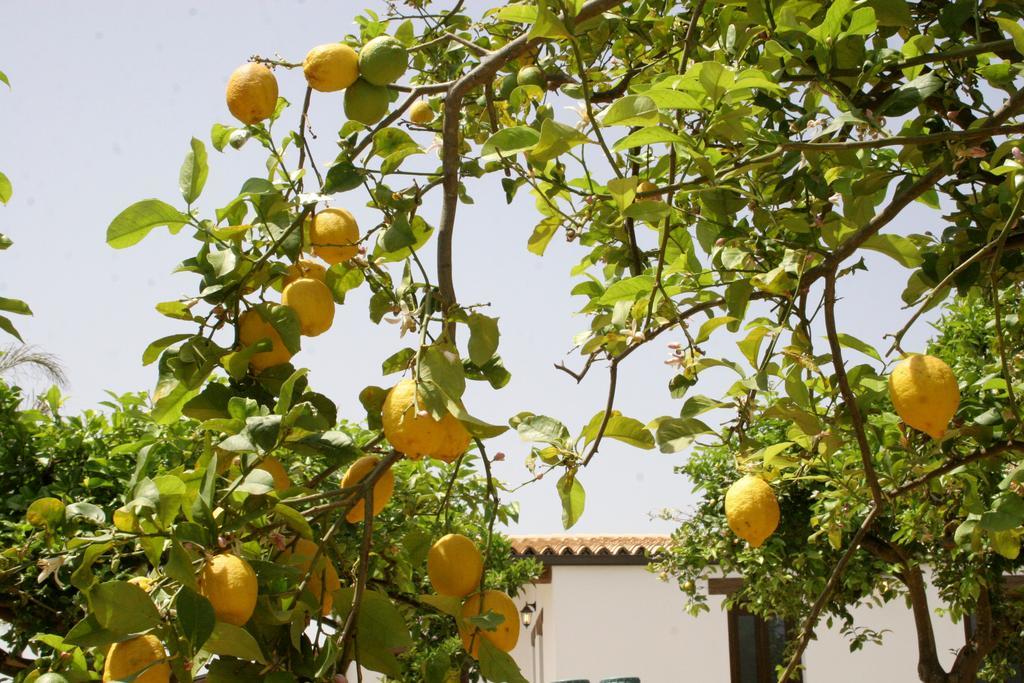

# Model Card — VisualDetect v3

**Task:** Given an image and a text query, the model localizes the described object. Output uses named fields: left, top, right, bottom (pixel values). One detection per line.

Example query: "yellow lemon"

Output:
left=381, top=379, right=471, bottom=463
left=428, top=533, right=483, bottom=597
left=198, top=554, right=258, bottom=626
left=282, top=277, right=335, bottom=337
left=284, top=258, right=327, bottom=285
left=888, top=354, right=960, bottom=440
left=257, top=456, right=292, bottom=491
left=238, top=310, right=293, bottom=372
left=303, top=43, right=359, bottom=92
left=358, top=36, right=408, bottom=86
left=309, top=208, right=360, bottom=265
left=103, top=635, right=170, bottom=683
left=344, top=78, right=390, bottom=125
left=280, top=538, right=340, bottom=615
left=458, top=590, right=520, bottom=658
left=637, top=180, right=660, bottom=200
left=724, top=475, right=780, bottom=548
left=340, top=455, right=395, bottom=523
left=407, top=100, right=434, bottom=125
left=226, top=63, right=278, bottom=125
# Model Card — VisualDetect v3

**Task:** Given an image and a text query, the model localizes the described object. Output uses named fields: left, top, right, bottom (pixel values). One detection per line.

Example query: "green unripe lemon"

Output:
left=517, top=66, right=546, bottom=88
left=358, top=36, right=408, bottom=86
left=496, top=72, right=518, bottom=100
left=344, top=79, right=390, bottom=125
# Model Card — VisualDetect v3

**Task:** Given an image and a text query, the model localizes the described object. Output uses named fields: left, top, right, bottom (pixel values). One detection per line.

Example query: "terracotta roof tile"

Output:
left=509, top=534, right=669, bottom=557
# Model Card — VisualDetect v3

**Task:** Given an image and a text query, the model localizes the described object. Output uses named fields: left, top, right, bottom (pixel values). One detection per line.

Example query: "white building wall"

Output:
left=512, top=565, right=729, bottom=682
left=511, top=565, right=970, bottom=683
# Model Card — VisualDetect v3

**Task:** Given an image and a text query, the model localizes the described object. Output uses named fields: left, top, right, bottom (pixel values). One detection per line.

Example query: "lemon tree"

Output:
left=3, top=1, right=1024, bottom=682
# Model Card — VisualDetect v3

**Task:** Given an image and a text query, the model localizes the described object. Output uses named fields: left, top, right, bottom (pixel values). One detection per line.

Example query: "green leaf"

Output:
left=273, top=503, right=313, bottom=539
left=495, top=3, right=537, bottom=24
left=106, top=199, right=190, bottom=249
left=807, top=0, right=854, bottom=42
left=601, top=95, right=659, bottom=127
left=89, top=581, right=161, bottom=635
left=697, top=61, right=734, bottom=103
left=876, top=73, right=944, bottom=117
left=379, top=213, right=417, bottom=253
left=478, top=638, right=529, bottom=683
left=64, top=615, right=119, bottom=649
left=323, top=160, right=367, bottom=194
left=990, top=530, right=1021, bottom=560
left=382, top=347, right=415, bottom=375
left=655, top=417, right=712, bottom=453
left=835, top=333, right=882, bottom=362
left=696, top=316, right=736, bottom=344
left=419, top=594, right=463, bottom=617
left=0, top=171, right=11, bottom=204
left=528, top=118, right=590, bottom=162
left=202, top=622, right=266, bottom=663
left=0, top=314, right=23, bottom=341
left=254, top=303, right=301, bottom=355
left=0, top=70, right=8, bottom=88
left=527, top=215, right=560, bottom=256
left=514, top=414, right=570, bottom=445
left=557, top=470, right=585, bottom=529
left=995, top=17, right=1024, bottom=56
left=862, top=234, right=923, bottom=267
left=210, top=123, right=238, bottom=152
left=334, top=590, right=413, bottom=677
left=467, top=313, right=500, bottom=366
left=324, top=264, right=365, bottom=304
left=866, top=0, right=912, bottom=26
left=980, top=509, right=1019, bottom=532
left=612, top=126, right=685, bottom=152
left=598, top=275, right=654, bottom=305
left=70, top=541, right=113, bottom=590
left=176, top=587, right=216, bottom=651
left=179, top=137, right=209, bottom=204
left=581, top=411, right=655, bottom=449
left=142, top=334, right=193, bottom=366
left=527, top=0, right=570, bottom=40
left=480, top=126, right=541, bottom=162
left=420, top=345, right=466, bottom=402
left=0, top=297, right=31, bottom=316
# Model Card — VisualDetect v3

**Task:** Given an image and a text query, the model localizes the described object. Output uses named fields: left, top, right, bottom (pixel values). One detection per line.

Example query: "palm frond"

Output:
left=0, top=344, right=68, bottom=387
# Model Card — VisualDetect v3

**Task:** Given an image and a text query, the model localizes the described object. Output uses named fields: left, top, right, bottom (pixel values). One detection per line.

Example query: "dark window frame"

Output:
left=725, top=604, right=802, bottom=683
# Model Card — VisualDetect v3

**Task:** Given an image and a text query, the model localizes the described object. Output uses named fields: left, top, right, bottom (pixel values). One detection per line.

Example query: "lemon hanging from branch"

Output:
left=382, top=378, right=471, bottom=462
left=725, top=475, right=780, bottom=548
left=888, top=353, right=960, bottom=440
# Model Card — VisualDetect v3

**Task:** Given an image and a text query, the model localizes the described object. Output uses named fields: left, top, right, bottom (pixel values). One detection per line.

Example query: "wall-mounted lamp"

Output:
left=520, top=601, right=537, bottom=627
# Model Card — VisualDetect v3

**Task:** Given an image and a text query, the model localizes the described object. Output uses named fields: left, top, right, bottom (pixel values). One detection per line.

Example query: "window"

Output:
left=727, top=606, right=801, bottom=683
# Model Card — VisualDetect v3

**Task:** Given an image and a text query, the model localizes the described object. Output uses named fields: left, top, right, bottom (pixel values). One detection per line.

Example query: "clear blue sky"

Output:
left=0, top=1, right=940, bottom=535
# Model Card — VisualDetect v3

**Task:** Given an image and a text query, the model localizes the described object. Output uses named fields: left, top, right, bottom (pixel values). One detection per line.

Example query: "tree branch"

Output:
left=436, top=0, right=630, bottom=336
left=892, top=441, right=1024, bottom=497
left=779, top=505, right=882, bottom=683
left=823, top=268, right=886, bottom=508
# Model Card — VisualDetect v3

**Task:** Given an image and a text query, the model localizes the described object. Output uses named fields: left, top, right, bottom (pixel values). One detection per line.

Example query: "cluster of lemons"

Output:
left=99, top=381, right=482, bottom=679
left=226, top=35, right=433, bottom=130
left=724, top=353, right=961, bottom=548
left=236, top=206, right=359, bottom=373
left=427, top=533, right=520, bottom=658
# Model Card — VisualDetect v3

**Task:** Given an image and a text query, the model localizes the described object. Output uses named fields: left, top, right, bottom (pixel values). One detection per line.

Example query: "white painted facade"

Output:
left=508, top=561, right=967, bottom=683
